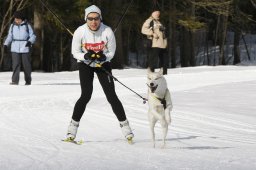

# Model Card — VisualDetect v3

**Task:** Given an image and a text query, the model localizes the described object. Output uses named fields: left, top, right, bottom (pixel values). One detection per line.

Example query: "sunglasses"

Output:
left=87, top=16, right=100, bottom=21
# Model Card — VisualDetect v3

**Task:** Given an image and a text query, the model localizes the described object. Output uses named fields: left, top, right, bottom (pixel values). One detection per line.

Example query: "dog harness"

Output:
left=151, top=90, right=167, bottom=109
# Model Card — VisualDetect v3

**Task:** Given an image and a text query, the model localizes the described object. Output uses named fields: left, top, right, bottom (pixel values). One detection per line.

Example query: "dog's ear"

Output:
left=147, top=67, right=153, bottom=74
left=159, top=68, right=163, bottom=75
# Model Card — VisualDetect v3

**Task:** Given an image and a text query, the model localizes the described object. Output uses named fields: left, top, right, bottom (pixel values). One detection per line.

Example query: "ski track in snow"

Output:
left=0, top=66, right=256, bottom=170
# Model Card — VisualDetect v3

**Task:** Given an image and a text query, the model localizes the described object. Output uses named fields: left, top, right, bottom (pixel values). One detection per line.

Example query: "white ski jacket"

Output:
left=72, top=23, right=116, bottom=67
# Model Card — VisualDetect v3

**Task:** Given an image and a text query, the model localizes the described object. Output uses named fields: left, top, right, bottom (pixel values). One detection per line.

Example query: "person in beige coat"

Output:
left=141, top=6, right=168, bottom=74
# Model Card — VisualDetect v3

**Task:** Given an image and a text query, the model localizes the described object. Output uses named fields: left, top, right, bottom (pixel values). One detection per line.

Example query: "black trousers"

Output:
left=148, top=48, right=168, bottom=75
left=72, top=62, right=127, bottom=122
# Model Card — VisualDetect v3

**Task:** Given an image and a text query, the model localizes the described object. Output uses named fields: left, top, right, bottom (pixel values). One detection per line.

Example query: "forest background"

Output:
left=0, top=0, right=256, bottom=72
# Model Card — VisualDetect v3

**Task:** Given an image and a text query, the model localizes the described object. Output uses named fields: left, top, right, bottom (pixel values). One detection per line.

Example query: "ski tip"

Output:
left=74, top=140, right=84, bottom=145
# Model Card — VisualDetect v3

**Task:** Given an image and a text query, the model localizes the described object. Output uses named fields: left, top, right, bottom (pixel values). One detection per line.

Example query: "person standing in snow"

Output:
left=66, top=5, right=134, bottom=141
left=3, top=11, right=36, bottom=85
left=141, top=5, right=168, bottom=75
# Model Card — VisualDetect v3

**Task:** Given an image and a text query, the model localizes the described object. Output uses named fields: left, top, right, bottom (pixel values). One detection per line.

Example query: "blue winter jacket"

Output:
left=4, top=20, right=36, bottom=53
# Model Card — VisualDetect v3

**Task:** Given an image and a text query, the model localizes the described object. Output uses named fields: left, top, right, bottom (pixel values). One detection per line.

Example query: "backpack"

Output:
left=143, top=20, right=154, bottom=48
left=11, top=21, right=30, bottom=41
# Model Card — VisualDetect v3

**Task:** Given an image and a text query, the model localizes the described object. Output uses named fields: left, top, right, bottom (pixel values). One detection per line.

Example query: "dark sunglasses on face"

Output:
left=87, top=16, right=100, bottom=21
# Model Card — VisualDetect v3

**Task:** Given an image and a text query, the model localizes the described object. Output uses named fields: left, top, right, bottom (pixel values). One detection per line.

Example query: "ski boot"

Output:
left=120, top=119, right=134, bottom=144
left=63, top=119, right=80, bottom=143
left=62, top=119, right=83, bottom=144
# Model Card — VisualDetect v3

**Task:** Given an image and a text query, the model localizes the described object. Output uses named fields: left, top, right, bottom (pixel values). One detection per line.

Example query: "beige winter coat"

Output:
left=141, top=16, right=167, bottom=49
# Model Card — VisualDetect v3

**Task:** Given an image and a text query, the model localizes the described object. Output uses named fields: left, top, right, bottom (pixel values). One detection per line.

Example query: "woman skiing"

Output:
left=65, top=5, right=134, bottom=143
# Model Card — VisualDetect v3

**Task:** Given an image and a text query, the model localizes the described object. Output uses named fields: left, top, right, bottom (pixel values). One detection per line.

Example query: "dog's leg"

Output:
left=160, top=120, right=168, bottom=149
left=165, top=89, right=172, bottom=124
left=150, top=117, right=157, bottom=148
left=165, top=109, right=171, bottom=124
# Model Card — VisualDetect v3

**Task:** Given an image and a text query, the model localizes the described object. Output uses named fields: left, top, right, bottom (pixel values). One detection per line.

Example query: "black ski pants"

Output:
left=72, top=62, right=127, bottom=122
left=148, top=47, right=168, bottom=75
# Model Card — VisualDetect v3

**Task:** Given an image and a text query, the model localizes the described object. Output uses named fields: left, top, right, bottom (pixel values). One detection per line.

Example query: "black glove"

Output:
left=84, top=50, right=96, bottom=61
left=95, top=51, right=106, bottom=62
left=3, top=45, right=8, bottom=53
left=25, top=41, right=31, bottom=47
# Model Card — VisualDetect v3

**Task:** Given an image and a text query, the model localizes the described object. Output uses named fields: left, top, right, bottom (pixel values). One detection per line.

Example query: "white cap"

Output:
left=84, top=5, right=102, bottom=21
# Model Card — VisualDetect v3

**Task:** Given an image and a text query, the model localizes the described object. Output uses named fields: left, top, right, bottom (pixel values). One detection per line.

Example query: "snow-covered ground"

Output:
left=0, top=66, right=256, bottom=170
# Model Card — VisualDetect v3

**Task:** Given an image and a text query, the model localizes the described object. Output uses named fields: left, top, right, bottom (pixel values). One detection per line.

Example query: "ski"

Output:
left=62, top=138, right=84, bottom=145
left=62, top=137, right=132, bottom=145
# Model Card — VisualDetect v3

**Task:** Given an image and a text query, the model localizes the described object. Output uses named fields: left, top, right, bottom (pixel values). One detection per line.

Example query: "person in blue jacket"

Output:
left=4, top=11, right=36, bottom=85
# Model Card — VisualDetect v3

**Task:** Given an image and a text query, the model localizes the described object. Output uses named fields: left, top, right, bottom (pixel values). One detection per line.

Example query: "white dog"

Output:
left=147, top=68, right=173, bottom=148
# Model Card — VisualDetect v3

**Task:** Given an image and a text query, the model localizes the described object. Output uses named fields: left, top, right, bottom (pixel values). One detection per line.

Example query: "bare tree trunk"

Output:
left=111, top=0, right=124, bottom=68
left=250, top=0, right=256, bottom=8
left=180, top=27, right=190, bottom=67
left=233, top=29, right=241, bottom=65
left=169, top=0, right=177, bottom=68
left=189, top=0, right=196, bottom=66
left=0, top=0, right=14, bottom=69
left=213, top=15, right=220, bottom=66
left=218, top=1, right=229, bottom=65
left=114, top=28, right=124, bottom=68
left=242, top=34, right=251, bottom=61
left=180, top=1, right=195, bottom=67
left=218, top=14, right=228, bottom=65
left=33, top=1, right=43, bottom=70
left=126, top=25, right=132, bottom=66
left=189, top=30, right=196, bottom=66
left=60, top=33, right=63, bottom=70
left=9, top=0, right=14, bottom=19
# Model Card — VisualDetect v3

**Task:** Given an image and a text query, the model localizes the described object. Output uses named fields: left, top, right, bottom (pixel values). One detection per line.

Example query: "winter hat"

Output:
left=152, top=4, right=161, bottom=12
left=14, top=11, right=25, bottom=20
left=84, top=5, right=102, bottom=21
